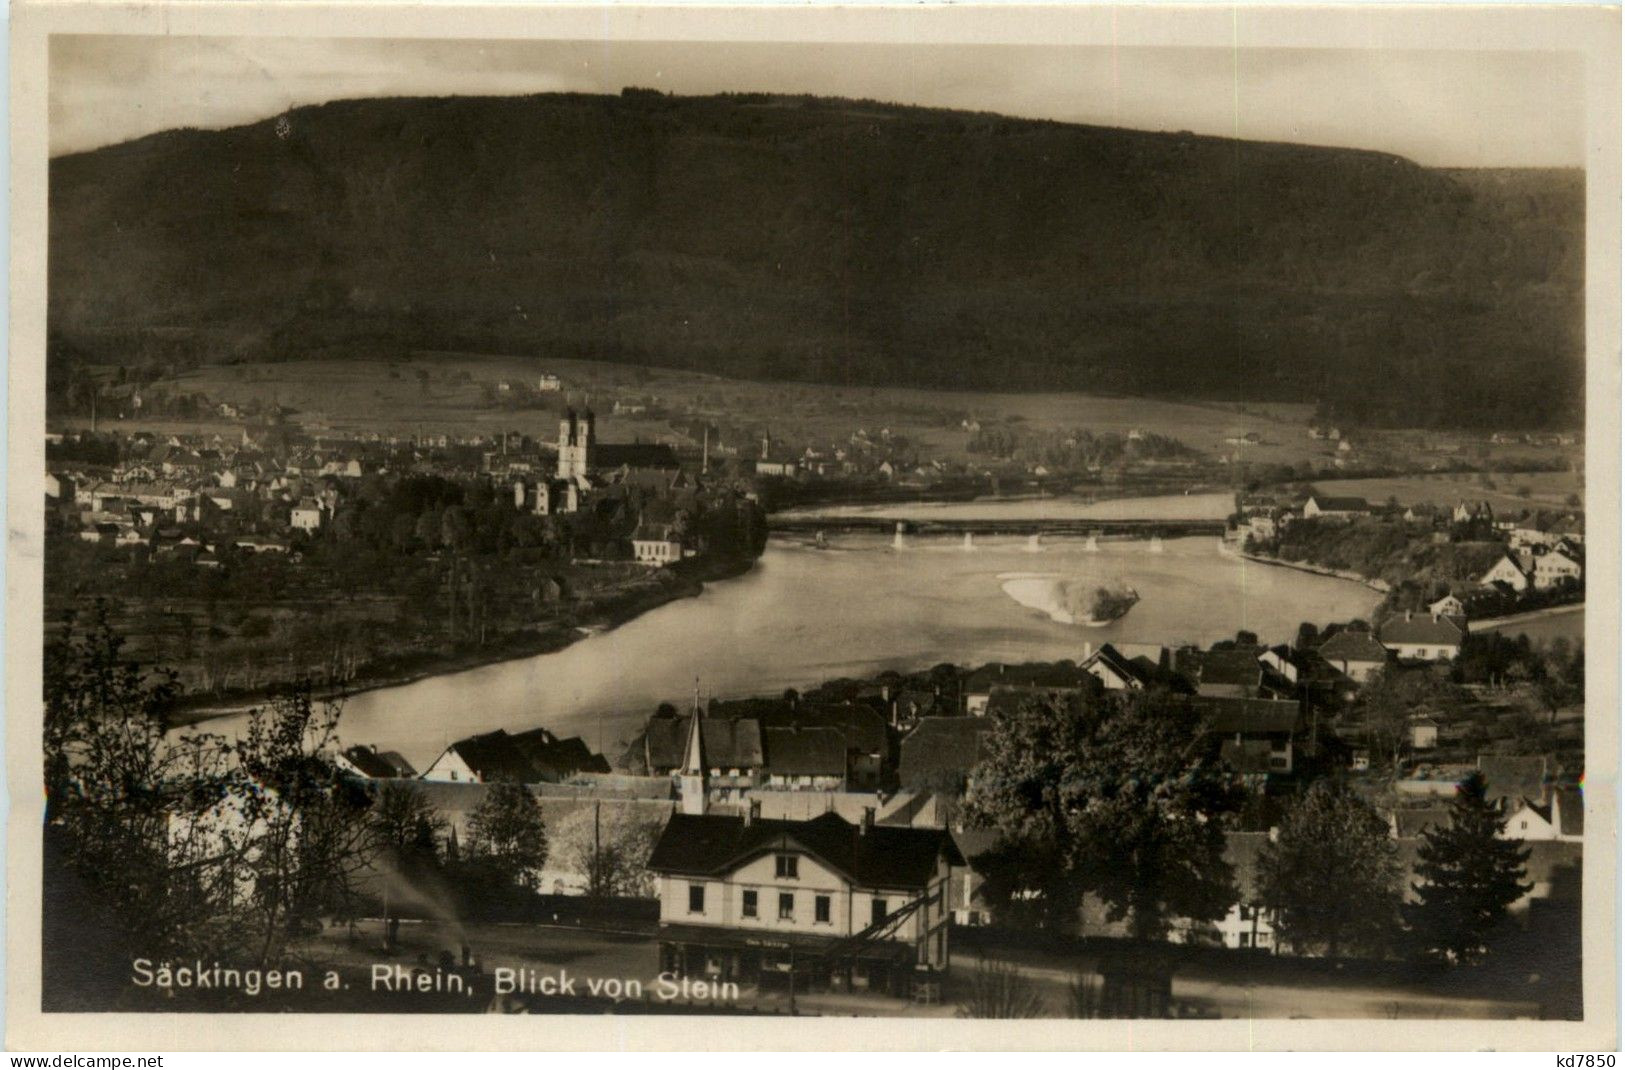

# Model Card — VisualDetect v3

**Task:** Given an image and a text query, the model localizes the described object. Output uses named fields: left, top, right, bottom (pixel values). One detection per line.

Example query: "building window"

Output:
left=871, top=898, right=888, bottom=926
left=742, top=890, right=758, bottom=918
left=815, top=896, right=831, bottom=924
left=1238, top=904, right=1253, bottom=921
left=775, top=854, right=799, bottom=880
left=1240, top=932, right=1253, bottom=948
left=778, top=892, right=794, bottom=920
left=688, top=884, right=705, bottom=914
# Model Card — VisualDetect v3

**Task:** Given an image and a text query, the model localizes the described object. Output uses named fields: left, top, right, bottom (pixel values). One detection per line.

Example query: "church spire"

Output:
left=678, top=678, right=707, bottom=815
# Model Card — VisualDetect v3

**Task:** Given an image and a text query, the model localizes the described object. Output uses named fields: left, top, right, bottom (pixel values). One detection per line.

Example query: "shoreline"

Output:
left=168, top=552, right=758, bottom=728
left=1231, top=546, right=1393, bottom=594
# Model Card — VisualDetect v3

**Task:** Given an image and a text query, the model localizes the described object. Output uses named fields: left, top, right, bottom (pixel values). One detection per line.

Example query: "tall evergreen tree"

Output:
left=1405, top=772, right=1532, bottom=964
left=1257, top=780, right=1402, bottom=957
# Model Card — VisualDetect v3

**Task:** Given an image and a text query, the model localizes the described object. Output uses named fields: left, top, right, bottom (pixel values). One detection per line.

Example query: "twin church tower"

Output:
left=557, top=408, right=594, bottom=482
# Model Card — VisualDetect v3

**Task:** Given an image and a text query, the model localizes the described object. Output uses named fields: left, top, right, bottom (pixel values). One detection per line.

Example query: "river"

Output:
left=196, top=526, right=1382, bottom=771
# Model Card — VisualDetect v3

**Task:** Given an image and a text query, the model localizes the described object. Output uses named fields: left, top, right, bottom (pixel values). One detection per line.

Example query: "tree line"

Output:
left=963, top=689, right=1539, bottom=965
left=41, top=604, right=647, bottom=1008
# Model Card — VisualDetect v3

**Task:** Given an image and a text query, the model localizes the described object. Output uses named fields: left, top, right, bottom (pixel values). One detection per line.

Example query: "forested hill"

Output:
left=48, top=91, right=1584, bottom=428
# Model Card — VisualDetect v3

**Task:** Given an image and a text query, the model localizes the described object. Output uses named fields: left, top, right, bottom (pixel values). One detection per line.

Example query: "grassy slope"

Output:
left=49, top=92, right=1584, bottom=428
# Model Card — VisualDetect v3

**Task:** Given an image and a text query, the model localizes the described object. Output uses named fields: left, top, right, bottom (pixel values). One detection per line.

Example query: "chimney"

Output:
left=1268, top=826, right=1280, bottom=843
left=861, top=806, right=876, bottom=835
left=745, top=799, right=761, bottom=827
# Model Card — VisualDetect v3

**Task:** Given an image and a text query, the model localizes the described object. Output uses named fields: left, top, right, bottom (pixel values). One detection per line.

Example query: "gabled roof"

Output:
left=1555, top=788, right=1584, bottom=836
left=1478, top=755, right=1550, bottom=803
left=594, top=443, right=680, bottom=471
left=1181, top=647, right=1267, bottom=691
left=898, top=717, right=993, bottom=786
left=341, top=745, right=417, bottom=779
left=443, top=727, right=608, bottom=783
left=1308, top=494, right=1371, bottom=512
left=759, top=703, right=888, bottom=754
left=762, top=726, right=848, bottom=777
left=1081, top=644, right=1152, bottom=687
left=1390, top=807, right=1451, bottom=839
left=645, top=715, right=764, bottom=771
left=1189, top=696, right=1302, bottom=735
left=1379, top=614, right=1465, bottom=647
left=646, top=811, right=963, bottom=890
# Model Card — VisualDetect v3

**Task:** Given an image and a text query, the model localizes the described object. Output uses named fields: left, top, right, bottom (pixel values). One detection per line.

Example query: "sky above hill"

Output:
left=50, top=35, right=1584, bottom=167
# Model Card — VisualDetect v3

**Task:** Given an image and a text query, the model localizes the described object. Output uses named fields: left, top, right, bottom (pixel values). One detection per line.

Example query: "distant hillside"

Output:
left=48, top=91, right=1584, bottom=428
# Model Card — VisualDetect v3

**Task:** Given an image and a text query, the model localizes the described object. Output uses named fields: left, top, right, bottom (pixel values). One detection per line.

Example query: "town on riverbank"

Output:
left=44, top=385, right=1586, bottom=1017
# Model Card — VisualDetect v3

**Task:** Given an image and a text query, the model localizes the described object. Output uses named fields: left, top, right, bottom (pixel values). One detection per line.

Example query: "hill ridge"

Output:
left=47, top=89, right=1585, bottom=429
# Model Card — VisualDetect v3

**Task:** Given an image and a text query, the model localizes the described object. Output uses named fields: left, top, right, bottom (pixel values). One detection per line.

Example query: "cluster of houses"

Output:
left=320, top=630, right=1579, bottom=999
left=1238, top=492, right=1585, bottom=614
left=47, top=408, right=710, bottom=567
left=751, top=426, right=955, bottom=486
left=1183, top=751, right=1583, bottom=953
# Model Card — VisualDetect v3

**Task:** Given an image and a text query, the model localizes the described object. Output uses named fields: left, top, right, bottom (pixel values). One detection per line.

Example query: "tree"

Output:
left=1257, top=781, right=1401, bottom=957
left=1405, top=772, right=1532, bottom=964
left=1360, top=668, right=1463, bottom=769
left=43, top=603, right=230, bottom=971
left=371, top=781, right=445, bottom=858
left=368, top=781, right=448, bottom=930
left=223, top=686, right=376, bottom=965
left=963, top=691, right=1240, bottom=938
left=1529, top=638, right=1584, bottom=724
left=466, top=782, right=549, bottom=891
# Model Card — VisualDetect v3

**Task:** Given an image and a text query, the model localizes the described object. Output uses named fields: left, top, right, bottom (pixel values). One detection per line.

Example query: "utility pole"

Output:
left=593, top=800, right=602, bottom=900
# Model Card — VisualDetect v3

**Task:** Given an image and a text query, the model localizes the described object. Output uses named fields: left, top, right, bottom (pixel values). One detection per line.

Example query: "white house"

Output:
left=1428, top=594, right=1467, bottom=621
left=1479, top=554, right=1531, bottom=592
left=1316, top=630, right=1389, bottom=683
left=1378, top=612, right=1464, bottom=662
left=290, top=498, right=324, bottom=533
left=1532, top=548, right=1583, bottom=589
left=1078, top=644, right=1151, bottom=691
left=646, top=807, right=963, bottom=998
left=632, top=525, right=684, bottom=566
left=1503, top=789, right=1583, bottom=843
left=1175, top=832, right=1278, bottom=951
left=1302, top=494, right=1371, bottom=521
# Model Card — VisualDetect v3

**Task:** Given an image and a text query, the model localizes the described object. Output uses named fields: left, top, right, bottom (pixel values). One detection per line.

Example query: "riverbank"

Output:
left=168, top=552, right=759, bottom=728
left=1232, top=547, right=1393, bottom=594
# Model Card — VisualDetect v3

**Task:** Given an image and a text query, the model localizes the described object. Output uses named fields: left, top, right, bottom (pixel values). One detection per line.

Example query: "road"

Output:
left=303, top=919, right=1541, bottom=1020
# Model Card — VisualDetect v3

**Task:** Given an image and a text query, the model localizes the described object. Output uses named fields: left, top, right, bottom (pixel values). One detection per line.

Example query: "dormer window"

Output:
left=775, top=854, right=799, bottom=880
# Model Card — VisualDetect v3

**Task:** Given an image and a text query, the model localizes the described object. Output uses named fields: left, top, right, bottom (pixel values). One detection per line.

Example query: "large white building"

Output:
left=646, top=806, right=962, bottom=998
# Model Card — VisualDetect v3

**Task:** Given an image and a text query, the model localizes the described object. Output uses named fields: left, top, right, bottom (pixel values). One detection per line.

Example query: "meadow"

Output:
left=1309, top=471, right=1584, bottom=511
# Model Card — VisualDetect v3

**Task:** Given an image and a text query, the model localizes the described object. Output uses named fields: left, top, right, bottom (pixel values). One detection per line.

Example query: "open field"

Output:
left=1471, top=604, right=1586, bottom=645
left=70, top=353, right=1578, bottom=474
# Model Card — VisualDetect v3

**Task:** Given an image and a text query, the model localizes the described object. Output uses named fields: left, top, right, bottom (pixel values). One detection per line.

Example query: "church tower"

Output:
left=557, top=408, right=596, bottom=481
left=677, top=680, right=707, bottom=816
